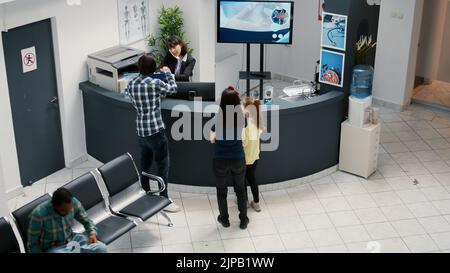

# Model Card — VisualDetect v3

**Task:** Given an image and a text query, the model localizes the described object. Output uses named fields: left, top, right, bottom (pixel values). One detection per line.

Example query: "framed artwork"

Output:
left=321, top=12, right=347, bottom=51
left=319, top=49, right=345, bottom=88
left=118, top=0, right=150, bottom=45
left=318, top=0, right=325, bottom=21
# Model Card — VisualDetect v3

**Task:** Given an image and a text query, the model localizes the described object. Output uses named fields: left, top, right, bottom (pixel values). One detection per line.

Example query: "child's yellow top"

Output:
left=242, top=118, right=261, bottom=165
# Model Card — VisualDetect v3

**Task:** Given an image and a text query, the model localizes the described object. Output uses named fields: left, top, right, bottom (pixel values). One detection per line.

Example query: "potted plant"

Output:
left=147, top=6, right=193, bottom=64
left=355, top=35, right=377, bottom=65
left=349, top=35, right=377, bottom=99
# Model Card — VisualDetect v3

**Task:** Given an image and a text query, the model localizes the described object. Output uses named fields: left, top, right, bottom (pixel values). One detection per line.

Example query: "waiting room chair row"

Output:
left=1, top=153, right=173, bottom=253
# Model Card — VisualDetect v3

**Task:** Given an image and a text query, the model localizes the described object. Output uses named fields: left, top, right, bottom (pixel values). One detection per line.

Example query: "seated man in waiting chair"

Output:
left=27, top=188, right=107, bottom=253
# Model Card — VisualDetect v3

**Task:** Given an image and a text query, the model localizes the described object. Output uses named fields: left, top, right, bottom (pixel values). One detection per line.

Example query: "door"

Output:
left=438, top=3, right=450, bottom=83
left=2, top=19, right=65, bottom=186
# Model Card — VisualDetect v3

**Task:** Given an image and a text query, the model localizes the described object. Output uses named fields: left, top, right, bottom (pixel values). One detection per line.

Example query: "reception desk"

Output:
left=80, top=82, right=346, bottom=187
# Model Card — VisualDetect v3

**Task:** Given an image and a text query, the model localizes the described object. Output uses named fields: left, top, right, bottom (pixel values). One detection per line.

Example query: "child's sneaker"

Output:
left=250, top=201, right=261, bottom=212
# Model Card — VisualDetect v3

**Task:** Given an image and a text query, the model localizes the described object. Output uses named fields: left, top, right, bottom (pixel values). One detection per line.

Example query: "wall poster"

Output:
left=118, top=0, right=150, bottom=45
left=319, top=49, right=345, bottom=88
left=321, top=12, right=347, bottom=51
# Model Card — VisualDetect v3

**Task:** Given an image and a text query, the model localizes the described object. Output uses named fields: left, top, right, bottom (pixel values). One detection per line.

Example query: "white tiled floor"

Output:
left=7, top=103, right=450, bottom=253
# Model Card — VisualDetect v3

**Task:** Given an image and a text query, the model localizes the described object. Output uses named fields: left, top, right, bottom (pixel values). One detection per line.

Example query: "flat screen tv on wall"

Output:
left=218, top=0, right=294, bottom=44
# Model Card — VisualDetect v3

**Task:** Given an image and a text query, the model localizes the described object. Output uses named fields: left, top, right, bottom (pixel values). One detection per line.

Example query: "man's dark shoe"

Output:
left=240, top=217, right=249, bottom=230
left=217, top=215, right=230, bottom=228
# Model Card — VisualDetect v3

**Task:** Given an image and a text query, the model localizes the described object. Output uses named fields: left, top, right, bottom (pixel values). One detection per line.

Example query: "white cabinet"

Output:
left=339, top=121, right=381, bottom=178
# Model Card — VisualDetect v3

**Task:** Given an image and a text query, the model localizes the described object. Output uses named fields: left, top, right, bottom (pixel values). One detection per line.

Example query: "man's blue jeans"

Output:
left=138, top=130, right=170, bottom=198
left=46, top=233, right=107, bottom=253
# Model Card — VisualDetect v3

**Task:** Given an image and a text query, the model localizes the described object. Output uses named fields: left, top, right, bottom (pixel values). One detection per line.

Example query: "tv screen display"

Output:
left=218, top=0, right=294, bottom=44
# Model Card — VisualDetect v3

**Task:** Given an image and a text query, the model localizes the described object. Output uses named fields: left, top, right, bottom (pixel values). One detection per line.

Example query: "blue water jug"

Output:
left=350, top=65, right=374, bottom=99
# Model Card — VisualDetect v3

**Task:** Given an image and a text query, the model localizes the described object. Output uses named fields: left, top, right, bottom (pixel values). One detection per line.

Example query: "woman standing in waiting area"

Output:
left=210, top=87, right=249, bottom=230
left=242, top=97, right=264, bottom=212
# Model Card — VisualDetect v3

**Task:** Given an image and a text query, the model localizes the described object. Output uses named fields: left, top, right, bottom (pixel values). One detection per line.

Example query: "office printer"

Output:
left=87, top=46, right=144, bottom=93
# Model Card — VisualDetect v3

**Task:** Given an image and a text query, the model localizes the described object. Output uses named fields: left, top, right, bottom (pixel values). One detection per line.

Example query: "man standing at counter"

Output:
left=126, top=54, right=181, bottom=213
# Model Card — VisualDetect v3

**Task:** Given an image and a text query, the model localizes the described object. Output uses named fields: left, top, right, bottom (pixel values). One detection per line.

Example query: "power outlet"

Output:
left=366, top=0, right=381, bottom=5
left=391, top=11, right=405, bottom=20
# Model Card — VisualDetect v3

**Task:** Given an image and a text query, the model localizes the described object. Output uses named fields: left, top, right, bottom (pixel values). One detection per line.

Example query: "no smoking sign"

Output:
left=21, top=46, right=38, bottom=73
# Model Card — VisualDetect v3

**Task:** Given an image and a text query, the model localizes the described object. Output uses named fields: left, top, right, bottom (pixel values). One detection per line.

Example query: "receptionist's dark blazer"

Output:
left=162, top=53, right=196, bottom=82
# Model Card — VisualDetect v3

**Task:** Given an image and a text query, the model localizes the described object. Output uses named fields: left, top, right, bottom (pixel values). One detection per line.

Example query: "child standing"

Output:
left=242, top=97, right=263, bottom=212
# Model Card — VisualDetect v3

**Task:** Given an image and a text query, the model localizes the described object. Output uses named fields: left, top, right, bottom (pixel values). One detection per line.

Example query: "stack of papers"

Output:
left=283, top=84, right=313, bottom=97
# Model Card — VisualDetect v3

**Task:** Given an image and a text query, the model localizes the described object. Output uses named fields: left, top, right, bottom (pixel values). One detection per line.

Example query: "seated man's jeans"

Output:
left=46, top=233, right=107, bottom=253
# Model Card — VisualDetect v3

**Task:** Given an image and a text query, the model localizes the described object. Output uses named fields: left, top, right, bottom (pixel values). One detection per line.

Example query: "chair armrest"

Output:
left=108, top=208, right=139, bottom=224
left=141, top=172, right=166, bottom=195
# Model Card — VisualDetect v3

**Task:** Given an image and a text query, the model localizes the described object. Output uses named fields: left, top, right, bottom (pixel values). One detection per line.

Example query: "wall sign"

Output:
left=21, top=46, right=37, bottom=73
left=118, top=0, right=150, bottom=45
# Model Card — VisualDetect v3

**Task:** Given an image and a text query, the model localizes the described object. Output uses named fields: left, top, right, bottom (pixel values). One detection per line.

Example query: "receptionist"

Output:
left=162, top=35, right=196, bottom=82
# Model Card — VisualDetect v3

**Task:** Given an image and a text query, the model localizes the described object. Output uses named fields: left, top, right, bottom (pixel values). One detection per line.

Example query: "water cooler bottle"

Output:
left=348, top=65, right=374, bottom=128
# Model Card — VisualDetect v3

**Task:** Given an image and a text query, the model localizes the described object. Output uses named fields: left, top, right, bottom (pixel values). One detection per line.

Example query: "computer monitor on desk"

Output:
left=167, top=82, right=216, bottom=102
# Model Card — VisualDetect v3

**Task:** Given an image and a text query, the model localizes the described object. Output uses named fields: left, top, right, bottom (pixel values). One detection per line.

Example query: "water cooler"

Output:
left=339, top=65, right=380, bottom=178
left=349, top=96, right=372, bottom=128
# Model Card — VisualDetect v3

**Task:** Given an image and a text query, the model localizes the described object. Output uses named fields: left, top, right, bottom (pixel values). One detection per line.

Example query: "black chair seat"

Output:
left=98, top=153, right=174, bottom=227
left=0, top=217, right=20, bottom=253
left=12, top=194, right=52, bottom=251
left=120, top=195, right=171, bottom=221
left=96, top=216, right=136, bottom=245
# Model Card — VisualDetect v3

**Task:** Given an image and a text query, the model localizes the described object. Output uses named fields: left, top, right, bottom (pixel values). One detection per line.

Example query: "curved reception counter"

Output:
left=80, top=82, right=346, bottom=188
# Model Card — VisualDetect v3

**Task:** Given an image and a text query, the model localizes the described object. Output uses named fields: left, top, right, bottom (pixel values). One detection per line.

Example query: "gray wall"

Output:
left=0, top=159, right=8, bottom=215
left=266, top=0, right=323, bottom=82
left=372, top=0, right=424, bottom=109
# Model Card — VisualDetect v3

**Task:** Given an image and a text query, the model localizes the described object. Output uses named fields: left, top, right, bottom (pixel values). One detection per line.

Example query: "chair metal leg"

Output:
left=160, top=211, right=173, bottom=227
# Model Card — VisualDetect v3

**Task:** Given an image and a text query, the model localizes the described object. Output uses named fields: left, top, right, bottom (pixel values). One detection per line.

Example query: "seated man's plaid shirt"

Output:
left=126, top=70, right=178, bottom=137
left=27, top=197, right=97, bottom=253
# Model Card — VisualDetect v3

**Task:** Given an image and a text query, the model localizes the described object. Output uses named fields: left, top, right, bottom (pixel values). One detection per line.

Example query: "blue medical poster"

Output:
left=319, top=49, right=345, bottom=87
left=321, top=12, right=347, bottom=51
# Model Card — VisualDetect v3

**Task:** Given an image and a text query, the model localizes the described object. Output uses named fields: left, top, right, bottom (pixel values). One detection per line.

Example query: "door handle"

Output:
left=50, top=96, right=59, bottom=106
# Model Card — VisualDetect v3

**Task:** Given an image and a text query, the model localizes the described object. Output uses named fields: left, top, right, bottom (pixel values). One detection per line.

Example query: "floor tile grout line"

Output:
left=305, top=177, right=352, bottom=252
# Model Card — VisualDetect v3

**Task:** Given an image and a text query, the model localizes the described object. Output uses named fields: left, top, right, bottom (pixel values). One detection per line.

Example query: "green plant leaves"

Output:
left=147, top=35, right=157, bottom=47
left=147, top=5, right=193, bottom=65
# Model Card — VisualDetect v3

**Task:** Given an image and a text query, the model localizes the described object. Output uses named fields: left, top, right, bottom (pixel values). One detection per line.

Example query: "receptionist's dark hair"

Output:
left=138, top=54, right=157, bottom=75
left=166, top=35, right=188, bottom=57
